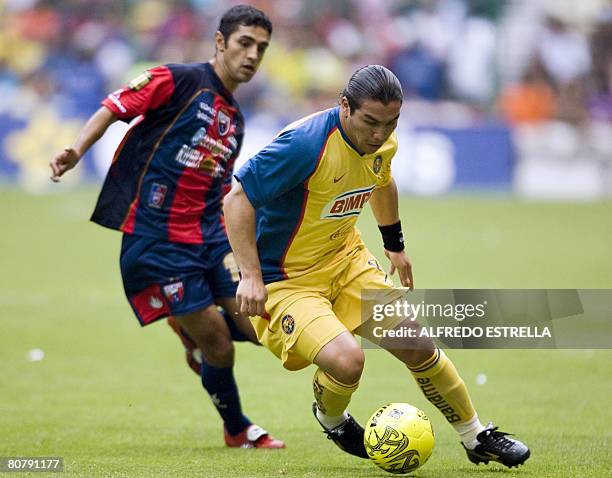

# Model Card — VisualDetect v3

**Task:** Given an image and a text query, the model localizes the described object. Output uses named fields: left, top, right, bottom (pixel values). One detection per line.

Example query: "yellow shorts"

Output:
left=251, top=243, right=404, bottom=371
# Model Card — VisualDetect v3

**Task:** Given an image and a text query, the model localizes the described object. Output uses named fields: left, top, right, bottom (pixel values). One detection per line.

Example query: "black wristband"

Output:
left=378, top=221, right=404, bottom=252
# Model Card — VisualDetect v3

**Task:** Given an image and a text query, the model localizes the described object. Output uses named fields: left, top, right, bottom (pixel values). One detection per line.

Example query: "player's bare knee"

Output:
left=330, top=347, right=365, bottom=384
left=200, top=338, right=235, bottom=367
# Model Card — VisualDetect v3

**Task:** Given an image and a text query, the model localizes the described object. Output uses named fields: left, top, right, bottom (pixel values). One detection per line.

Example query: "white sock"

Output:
left=453, top=414, right=486, bottom=450
left=316, top=408, right=349, bottom=430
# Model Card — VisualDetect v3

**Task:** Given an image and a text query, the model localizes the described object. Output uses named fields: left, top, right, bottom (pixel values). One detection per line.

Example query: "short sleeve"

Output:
left=235, top=128, right=322, bottom=209
left=101, top=66, right=175, bottom=121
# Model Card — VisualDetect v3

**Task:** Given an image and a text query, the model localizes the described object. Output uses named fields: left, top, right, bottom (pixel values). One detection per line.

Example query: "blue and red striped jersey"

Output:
left=91, top=62, right=243, bottom=244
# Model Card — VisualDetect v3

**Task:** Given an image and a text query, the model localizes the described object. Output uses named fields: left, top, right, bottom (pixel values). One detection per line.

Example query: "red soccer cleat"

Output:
left=167, top=316, right=202, bottom=375
left=224, top=424, right=286, bottom=449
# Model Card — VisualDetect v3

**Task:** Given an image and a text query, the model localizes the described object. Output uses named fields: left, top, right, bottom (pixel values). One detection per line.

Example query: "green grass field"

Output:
left=1, top=189, right=611, bottom=477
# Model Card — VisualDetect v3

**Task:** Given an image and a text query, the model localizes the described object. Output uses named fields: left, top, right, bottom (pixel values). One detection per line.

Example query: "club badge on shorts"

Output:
left=281, top=314, right=295, bottom=335
left=163, top=281, right=184, bottom=304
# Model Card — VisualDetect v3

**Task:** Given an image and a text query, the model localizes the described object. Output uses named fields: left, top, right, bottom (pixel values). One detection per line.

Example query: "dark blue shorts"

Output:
left=120, top=234, right=239, bottom=326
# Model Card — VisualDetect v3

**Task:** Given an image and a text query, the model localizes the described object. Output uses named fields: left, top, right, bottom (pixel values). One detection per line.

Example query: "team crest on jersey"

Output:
left=163, top=281, right=184, bottom=304
left=281, top=315, right=295, bottom=334
left=128, top=71, right=153, bottom=91
left=217, top=110, right=231, bottom=136
left=373, top=155, right=383, bottom=174
left=148, top=183, right=168, bottom=209
left=321, top=186, right=375, bottom=219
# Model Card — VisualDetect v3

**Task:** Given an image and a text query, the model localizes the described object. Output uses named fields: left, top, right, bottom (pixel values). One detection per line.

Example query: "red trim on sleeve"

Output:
left=101, top=66, right=175, bottom=120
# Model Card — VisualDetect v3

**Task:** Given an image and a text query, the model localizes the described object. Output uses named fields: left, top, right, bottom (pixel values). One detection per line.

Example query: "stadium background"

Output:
left=1, top=0, right=611, bottom=477
left=1, top=0, right=612, bottom=197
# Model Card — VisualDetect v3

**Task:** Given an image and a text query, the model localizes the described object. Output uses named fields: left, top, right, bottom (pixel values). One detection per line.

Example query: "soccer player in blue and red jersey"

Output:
left=224, top=65, right=530, bottom=466
left=50, top=5, right=284, bottom=449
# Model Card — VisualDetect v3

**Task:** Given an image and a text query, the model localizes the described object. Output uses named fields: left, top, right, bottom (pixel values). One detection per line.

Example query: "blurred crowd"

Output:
left=1, top=0, right=612, bottom=127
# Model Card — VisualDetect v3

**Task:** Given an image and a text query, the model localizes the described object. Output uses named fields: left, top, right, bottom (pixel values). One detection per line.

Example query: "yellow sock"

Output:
left=312, top=368, right=359, bottom=417
left=408, top=349, right=476, bottom=425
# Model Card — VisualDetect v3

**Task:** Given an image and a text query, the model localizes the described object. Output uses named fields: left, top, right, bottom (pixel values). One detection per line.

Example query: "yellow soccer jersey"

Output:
left=235, top=106, right=397, bottom=283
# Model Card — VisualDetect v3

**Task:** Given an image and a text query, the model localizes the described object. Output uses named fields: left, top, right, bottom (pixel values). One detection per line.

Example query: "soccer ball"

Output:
left=364, top=403, right=434, bottom=474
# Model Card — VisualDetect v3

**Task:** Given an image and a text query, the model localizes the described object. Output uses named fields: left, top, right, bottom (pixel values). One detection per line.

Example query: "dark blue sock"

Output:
left=200, top=361, right=251, bottom=435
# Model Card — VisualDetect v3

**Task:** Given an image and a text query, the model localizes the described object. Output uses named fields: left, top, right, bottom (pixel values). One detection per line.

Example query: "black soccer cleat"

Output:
left=462, top=423, right=530, bottom=468
left=312, top=402, right=369, bottom=459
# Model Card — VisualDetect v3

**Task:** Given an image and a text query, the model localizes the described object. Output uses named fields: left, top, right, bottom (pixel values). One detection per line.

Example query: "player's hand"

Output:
left=385, top=249, right=413, bottom=290
left=50, top=147, right=81, bottom=183
left=236, top=274, right=268, bottom=317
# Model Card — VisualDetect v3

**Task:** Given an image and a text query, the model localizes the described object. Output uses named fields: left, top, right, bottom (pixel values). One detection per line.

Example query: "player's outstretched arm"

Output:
left=50, top=106, right=117, bottom=182
left=370, top=179, right=414, bottom=289
left=224, top=183, right=267, bottom=316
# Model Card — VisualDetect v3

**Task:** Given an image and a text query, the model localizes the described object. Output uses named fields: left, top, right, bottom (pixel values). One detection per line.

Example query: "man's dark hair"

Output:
left=218, top=4, right=273, bottom=41
left=341, top=65, right=403, bottom=114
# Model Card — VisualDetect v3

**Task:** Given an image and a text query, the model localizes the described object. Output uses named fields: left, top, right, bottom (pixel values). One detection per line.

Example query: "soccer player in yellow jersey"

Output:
left=224, top=65, right=530, bottom=468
